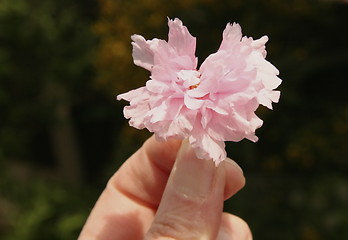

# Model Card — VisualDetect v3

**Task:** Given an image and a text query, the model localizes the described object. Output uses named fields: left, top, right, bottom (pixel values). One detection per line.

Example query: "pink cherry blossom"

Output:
left=117, top=18, right=282, bottom=165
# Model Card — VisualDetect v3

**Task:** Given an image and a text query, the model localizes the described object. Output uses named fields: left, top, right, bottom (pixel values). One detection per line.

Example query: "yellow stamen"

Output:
left=189, top=83, right=200, bottom=90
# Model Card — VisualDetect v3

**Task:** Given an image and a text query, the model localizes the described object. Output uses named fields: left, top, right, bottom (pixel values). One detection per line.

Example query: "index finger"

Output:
left=112, top=135, right=182, bottom=207
left=78, top=136, right=182, bottom=239
left=78, top=135, right=244, bottom=239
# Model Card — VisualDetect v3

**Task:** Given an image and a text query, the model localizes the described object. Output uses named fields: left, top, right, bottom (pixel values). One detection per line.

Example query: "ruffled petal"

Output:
left=118, top=18, right=282, bottom=165
left=131, top=35, right=157, bottom=71
left=184, top=94, right=204, bottom=110
left=146, top=79, right=170, bottom=93
left=189, top=121, right=226, bottom=165
left=168, top=18, right=197, bottom=68
left=117, top=87, right=147, bottom=103
left=250, top=36, right=268, bottom=57
left=218, top=23, right=242, bottom=51
left=258, top=89, right=281, bottom=109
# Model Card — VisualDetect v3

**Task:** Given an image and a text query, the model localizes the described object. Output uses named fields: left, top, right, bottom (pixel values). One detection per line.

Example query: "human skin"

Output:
left=78, top=135, right=252, bottom=240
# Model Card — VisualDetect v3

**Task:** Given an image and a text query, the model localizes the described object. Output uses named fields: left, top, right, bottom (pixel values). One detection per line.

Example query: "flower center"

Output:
left=177, top=70, right=201, bottom=90
left=188, top=83, right=200, bottom=90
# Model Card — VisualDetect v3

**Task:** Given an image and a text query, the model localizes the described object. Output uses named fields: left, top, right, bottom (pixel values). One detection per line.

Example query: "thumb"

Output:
left=145, top=140, right=226, bottom=240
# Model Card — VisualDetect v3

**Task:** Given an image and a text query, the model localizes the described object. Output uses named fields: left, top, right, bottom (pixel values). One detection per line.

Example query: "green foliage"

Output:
left=0, top=0, right=99, bottom=238
left=0, top=0, right=96, bottom=160
left=0, top=169, right=95, bottom=240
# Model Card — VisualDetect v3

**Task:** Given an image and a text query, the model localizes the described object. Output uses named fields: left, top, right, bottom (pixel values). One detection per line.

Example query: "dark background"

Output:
left=0, top=0, right=347, bottom=239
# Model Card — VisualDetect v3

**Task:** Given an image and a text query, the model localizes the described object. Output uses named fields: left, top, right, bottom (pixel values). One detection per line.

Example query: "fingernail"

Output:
left=217, top=229, right=232, bottom=240
left=225, top=158, right=243, bottom=175
left=170, top=140, right=218, bottom=199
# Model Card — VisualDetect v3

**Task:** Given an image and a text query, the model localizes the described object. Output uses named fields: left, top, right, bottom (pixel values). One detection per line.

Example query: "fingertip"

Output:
left=223, top=158, right=246, bottom=200
left=143, top=135, right=182, bottom=172
left=225, top=158, right=244, bottom=175
left=218, top=213, right=253, bottom=240
left=108, top=135, right=183, bottom=208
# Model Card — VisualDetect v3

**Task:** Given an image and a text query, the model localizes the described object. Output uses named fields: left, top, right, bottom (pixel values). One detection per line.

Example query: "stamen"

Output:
left=189, top=83, right=200, bottom=90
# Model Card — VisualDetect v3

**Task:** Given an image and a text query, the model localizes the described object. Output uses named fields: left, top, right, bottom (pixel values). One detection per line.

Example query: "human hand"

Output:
left=78, top=135, right=252, bottom=240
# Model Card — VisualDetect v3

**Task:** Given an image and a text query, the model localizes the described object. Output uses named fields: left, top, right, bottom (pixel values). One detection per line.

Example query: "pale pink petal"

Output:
left=167, top=109, right=196, bottom=137
left=218, top=23, right=242, bottom=51
left=146, top=79, right=170, bottom=93
left=155, top=106, right=196, bottom=140
left=250, top=36, right=268, bottom=57
left=148, top=101, right=169, bottom=123
left=200, top=107, right=213, bottom=128
left=177, top=70, right=200, bottom=89
left=123, top=104, right=149, bottom=129
left=258, top=67, right=282, bottom=89
left=168, top=18, right=197, bottom=67
left=152, top=40, right=197, bottom=70
left=117, top=87, right=147, bottom=103
left=151, top=65, right=177, bottom=83
left=118, top=18, right=282, bottom=165
left=258, top=89, right=281, bottom=109
left=184, top=94, right=205, bottom=110
left=189, top=121, right=226, bottom=165
left=131, top=35, right=157, bottom=71
left=151, top=39, right=176, bottom=66
left=207, top=104, right=229, bottom=115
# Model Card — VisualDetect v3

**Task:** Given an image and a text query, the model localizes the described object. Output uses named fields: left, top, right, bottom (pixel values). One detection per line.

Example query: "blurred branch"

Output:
left=44, top=81, right=82, bottom=182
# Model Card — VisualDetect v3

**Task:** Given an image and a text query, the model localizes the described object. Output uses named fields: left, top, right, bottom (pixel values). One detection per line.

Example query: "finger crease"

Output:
left=113, top=181, right=159, bottom=211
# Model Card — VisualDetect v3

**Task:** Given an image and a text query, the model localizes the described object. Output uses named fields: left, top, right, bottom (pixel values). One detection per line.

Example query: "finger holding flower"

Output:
left=79, top=18, right=282, bottom=240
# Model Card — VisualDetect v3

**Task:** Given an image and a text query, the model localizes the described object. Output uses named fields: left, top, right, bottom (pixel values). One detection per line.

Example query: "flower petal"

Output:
left=146, top=79, right=170, bottom=93
left=218, top=22, right=242, bottom=51
left=131, top=35, right=157, bottom=71
left=258, top=89, right=281, bottom=109
left=184, top=94, right=204, bottom=110
left=189, top=121, right=226, bottom=165
left=117, top=87, right=147, bottom=103
left=118, top=18, right=282, bottom=164
left=250, top=36, right=268, bottom=57
left=168, top=18, right=197, bottom=68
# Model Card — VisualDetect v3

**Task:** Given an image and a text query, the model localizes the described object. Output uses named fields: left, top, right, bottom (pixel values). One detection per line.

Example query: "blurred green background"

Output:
left=0, top=0, right=347, bottom=239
